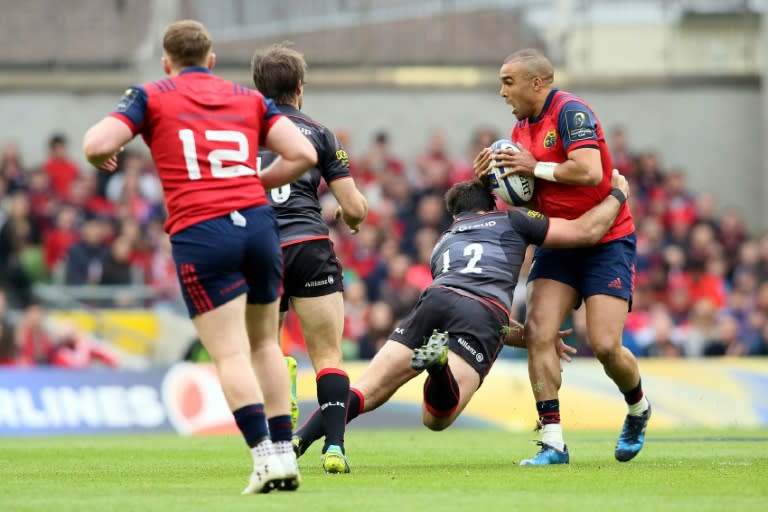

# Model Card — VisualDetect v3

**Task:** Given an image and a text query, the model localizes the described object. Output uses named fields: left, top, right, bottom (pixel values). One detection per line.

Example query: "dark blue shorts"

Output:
left=170, top=205, right=282, bottom=318
left=527, top=233, right=636, bottom=309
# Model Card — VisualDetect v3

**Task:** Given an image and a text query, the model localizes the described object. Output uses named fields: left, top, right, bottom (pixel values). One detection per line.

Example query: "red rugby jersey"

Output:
left=512, top=89, right=634, bottom=243
left=110, top=67, right=281, bottom=235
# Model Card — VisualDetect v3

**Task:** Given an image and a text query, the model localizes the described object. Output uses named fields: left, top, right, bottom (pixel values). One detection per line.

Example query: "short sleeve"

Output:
left=507, top=208, right=549, bottom=246
left=557, top=101, right=599, bottom=152
left=109, top=86, right=147, bottom=134
left=319, top=129, right=352, bottom=183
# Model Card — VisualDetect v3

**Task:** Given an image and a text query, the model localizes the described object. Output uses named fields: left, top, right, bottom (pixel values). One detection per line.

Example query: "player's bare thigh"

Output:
left=584, top=294, right=629, bottom=357
left=354, top=340, right=419, bottom=413
left=525, top=278, right=579, bottom=343
left=421, top=350, right=481, bottom=431
left=291, top=292, right=344, bottom=372
left=193, top=294, right=258, bottom=409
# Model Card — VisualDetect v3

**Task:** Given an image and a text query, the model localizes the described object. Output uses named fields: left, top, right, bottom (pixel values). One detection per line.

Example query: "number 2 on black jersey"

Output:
left=440, top=243, right=484, bottom=274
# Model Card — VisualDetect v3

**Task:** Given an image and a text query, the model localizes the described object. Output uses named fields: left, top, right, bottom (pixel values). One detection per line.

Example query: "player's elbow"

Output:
left=82, top=136, right=110, bottom=165
left=584, top=170, right=602, bottom=186
left=343, top=193, right=368, bottom=224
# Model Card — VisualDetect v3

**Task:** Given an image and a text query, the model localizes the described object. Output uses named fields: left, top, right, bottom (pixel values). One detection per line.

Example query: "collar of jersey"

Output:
left=179, top=66, right=212, bottom=75
left=528, top=87, right=559, bottom=124
left=276, top=104, right=302, bottom=116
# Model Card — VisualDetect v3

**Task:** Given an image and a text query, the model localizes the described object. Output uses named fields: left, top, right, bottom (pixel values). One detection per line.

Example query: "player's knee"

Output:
left=523, top=319, right=553, bottom=349
left=423, top=415, right=452, bottom=431
left=590, top=337, right=620, bottom=362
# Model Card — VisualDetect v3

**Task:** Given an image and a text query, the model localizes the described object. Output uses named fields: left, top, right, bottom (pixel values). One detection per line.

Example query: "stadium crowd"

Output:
left=0, top=126, right=767, bottom=366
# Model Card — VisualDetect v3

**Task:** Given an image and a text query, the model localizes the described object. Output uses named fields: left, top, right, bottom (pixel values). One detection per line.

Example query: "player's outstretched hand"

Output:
left=473, top=147, right=493, bottom=178
left=610, top=169, right=630, bottom=200
left=556, top=328, right=576, bottom=372
left=335, top=206, right=360, bottom=234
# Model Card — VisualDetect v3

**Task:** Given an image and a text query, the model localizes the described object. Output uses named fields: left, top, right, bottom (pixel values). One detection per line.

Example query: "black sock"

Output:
left=268, top=414, right=293, bottom=443
left=346, top=387, right=364, bottom=422
left=536, top=399, right=560, bottom=425
left=317, top=368, right=350, bottom=450
left=622, top=379, right=644, bottom=405
left=295, top=387, right=365, bottom=455
left=233, top=403, right=269, bottom=448
left=423, top=365, right=459, bottom=417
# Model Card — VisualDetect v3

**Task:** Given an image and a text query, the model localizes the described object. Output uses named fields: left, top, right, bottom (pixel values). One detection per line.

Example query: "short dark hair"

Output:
left=444, top=179, right=496, bottom=216
left=49, top=133, right=67, bottom=150
left=251, top=42, right=306, bottom=104
left=504, top=48, right=554, bottom=83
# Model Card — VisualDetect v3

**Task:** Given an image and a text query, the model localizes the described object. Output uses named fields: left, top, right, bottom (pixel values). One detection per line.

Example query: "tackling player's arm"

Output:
left=542, top=169, right=629, bottom=248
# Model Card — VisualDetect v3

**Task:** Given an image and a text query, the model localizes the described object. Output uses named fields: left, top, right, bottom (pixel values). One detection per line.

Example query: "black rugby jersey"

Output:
left=430, top=209, right=548, bottom=312
left=259, top=104, right=352, bottom=245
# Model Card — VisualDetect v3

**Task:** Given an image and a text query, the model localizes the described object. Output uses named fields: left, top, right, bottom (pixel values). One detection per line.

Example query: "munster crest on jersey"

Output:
left=543, top=130, right=557, bottom=148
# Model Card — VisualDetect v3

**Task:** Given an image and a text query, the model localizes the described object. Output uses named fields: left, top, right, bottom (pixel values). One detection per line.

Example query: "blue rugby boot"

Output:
left=520, top=442, right=570, bottom=466
left=615, top=402, right=652, bottom=462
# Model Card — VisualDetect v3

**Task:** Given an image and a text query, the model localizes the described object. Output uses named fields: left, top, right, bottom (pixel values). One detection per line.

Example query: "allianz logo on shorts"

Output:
left=457, top=337, right=484, bottom=362
left=304, top=275, right=334, bottom=288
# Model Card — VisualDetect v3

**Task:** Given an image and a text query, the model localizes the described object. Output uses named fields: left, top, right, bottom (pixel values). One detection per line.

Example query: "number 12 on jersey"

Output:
left=440, top=243, right=484, bottom=274
left=179, top=129, right=256, bottom=180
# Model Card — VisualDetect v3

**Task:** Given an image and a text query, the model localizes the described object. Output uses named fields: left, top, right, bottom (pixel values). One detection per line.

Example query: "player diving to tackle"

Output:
left=293, top=170, right=631, bottom=462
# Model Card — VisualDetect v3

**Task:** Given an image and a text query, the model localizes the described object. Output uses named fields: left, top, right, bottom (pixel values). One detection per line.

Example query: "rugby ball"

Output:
left=487, top=139, right=534, bottom=206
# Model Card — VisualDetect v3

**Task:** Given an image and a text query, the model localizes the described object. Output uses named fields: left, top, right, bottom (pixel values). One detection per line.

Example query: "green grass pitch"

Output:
left=1, top=429, right=766, bottom=512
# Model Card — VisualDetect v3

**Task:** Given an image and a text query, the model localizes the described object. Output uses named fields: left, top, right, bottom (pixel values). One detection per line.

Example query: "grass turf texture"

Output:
left=1, top=429, right=766, bottom=512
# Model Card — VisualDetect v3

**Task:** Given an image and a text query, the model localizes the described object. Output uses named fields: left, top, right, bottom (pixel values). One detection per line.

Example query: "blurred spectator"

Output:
left=684, top=299, right=720, bottom=357
left=636, top=305, right=686, bottom=357
left=43, top=204, right=80, bottom=273
left=609, top=126, right=636, bottom=177
left=357, top=301, right=396, bottom=359
left=405, top=227, right=438, bottom=292
left=756, top=235, right=768, bottom=283
left=101, top=235, right=137, bottom=285
left=401, top=194, right=450, bottom=258
left=42, top=133, right=79, bottom=200
left=662, top=169, right=696, bottom=231
left=1, top=141, right=29, bottom=193
left=377, top=252, right=421, bottom=320
left=15, top=302, right=53, bottom=366
left=359, top=131, right=405, bottom=185
left=0, top=289, right=18, bottom=365
left=342, top=279, right=369, bottom=342
left=751, top=320, right=768, bottom=355
left=47, top=321, right=120, bottom=368
left=634, top=150, right=664, bottom=201
left=64, top=218, right=109, bottom=285
left=703, top=314, right=748, bottom=357
left=414, top=130, right=453, bottom=193
left=693, top=192, right=719, bottom=232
